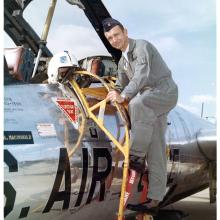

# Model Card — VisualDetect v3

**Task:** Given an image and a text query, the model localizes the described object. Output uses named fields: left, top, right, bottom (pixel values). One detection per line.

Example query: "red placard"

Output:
left=56, top=98, right=78, bottom=122
left=124, top=169, right=137, bottom=207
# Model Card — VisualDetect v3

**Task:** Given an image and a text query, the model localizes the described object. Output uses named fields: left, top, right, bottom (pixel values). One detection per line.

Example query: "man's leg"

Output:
left=128, top=95, right=157, bottom=158
left=127, top=115, right=167, bottom=212
left=147, top=114, right=167, bottom=201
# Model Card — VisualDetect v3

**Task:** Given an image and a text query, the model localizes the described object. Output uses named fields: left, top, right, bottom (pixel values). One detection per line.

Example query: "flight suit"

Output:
left=115, top=38, right=178, bottom=201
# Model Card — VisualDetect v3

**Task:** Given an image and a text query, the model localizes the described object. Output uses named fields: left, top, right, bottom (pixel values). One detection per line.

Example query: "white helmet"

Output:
left=47, top=51, right=79, bottom=84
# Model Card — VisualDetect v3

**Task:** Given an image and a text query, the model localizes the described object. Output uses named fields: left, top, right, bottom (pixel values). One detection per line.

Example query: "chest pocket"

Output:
left=129, top=51, right=148, bottom=74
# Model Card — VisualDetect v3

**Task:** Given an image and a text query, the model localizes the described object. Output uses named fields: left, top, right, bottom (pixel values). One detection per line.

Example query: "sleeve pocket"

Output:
left=137, top=56, right=147, bottom=64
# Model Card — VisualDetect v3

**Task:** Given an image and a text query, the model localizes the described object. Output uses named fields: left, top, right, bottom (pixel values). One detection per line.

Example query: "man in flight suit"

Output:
left=102, top=18, right=178, bottom=211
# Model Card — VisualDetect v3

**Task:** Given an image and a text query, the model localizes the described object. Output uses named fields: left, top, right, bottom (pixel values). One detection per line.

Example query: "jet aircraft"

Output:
left=4, top=0, right=216, bottom=220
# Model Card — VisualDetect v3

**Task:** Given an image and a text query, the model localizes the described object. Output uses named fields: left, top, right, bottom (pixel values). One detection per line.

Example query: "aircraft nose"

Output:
left=197, top=128, right=216, bottom=161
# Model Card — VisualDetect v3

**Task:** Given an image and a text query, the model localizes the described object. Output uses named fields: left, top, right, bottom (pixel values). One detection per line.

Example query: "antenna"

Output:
left=201, top=102, right=204, bottom=118
left=31, top=0, right=57, bottom=78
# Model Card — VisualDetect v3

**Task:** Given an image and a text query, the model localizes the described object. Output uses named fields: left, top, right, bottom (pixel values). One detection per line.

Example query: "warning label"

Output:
left=37, top=123, right=57, bottom=137
left=55, top=98, right=78, bottom=123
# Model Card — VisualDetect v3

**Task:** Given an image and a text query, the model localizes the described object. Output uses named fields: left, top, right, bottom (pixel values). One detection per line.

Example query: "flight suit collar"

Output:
left=120, top=38, right=136, bottom=80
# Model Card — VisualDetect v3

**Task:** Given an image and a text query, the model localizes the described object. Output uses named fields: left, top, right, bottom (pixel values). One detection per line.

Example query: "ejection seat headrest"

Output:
left=87, top=58, right=103, bottom=76
left=4, top=46, right=25, bottom=80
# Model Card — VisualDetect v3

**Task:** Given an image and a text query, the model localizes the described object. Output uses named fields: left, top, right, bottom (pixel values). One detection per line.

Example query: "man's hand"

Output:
left=107, top=90, right=125, bottom=103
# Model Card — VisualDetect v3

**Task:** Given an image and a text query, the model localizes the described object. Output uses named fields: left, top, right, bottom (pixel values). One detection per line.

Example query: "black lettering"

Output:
left=43, top=148, right=71, bottom=213
left=4, top=149, right=18, bottom=172
left=4, top=150, right=18, bottom=217
left=86, top=148, right=112, bottom=204
left=74, top=148, right=88, bottom=207
left=19, top=206, right=30, bottom=218
left=4, top=182, right=16, bottom=217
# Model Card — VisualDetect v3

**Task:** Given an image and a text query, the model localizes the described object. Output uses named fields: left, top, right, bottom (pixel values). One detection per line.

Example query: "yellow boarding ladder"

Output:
left=63, top=70, right=153, bottom=220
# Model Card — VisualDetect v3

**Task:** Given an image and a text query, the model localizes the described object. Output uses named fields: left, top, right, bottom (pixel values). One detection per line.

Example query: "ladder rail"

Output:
left=64, top=70, right=130, bottom=220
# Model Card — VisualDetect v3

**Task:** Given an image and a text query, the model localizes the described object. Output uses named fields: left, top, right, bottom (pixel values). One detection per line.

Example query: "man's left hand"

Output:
left=107, top=90, right=125, bottom=103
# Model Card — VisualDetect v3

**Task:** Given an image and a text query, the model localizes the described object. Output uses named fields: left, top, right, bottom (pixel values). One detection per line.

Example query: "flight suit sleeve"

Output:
left=114, top=61, right=129, bottom=92
left=121, top=45, right=150, bottom=100
left=114, top=77, right=123, bottom=92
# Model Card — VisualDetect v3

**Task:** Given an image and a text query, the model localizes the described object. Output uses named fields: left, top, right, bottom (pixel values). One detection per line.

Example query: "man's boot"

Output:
left=127, top=198, right=159, bottom=214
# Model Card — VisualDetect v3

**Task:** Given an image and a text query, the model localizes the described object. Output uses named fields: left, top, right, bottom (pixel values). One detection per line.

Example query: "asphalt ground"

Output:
left=165, top=188, right=216, bottom=220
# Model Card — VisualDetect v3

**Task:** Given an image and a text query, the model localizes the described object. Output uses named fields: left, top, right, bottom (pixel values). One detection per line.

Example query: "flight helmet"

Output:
left=47, top=51, right=78, bottom=84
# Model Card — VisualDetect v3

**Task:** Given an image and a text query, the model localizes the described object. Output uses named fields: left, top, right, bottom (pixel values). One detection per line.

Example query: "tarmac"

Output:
left=165, top=188, right=216, bottom=220
left=109, top=188, right=217, bottom=220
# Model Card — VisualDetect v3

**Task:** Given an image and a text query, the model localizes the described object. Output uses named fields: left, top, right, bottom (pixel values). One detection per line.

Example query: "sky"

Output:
left=4, top=0, right=216, bottom=121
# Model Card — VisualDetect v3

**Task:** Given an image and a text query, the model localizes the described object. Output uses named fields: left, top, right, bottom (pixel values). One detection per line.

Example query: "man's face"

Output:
left=58, top=67, right=69, bottom=77
left=104, top=25, right=128, bottom=52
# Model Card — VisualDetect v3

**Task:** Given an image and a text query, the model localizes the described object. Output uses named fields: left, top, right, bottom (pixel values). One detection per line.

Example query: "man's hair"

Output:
left=102, top=17, right=124, bottom=32
left=117, top=23, right=124, bottom=31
